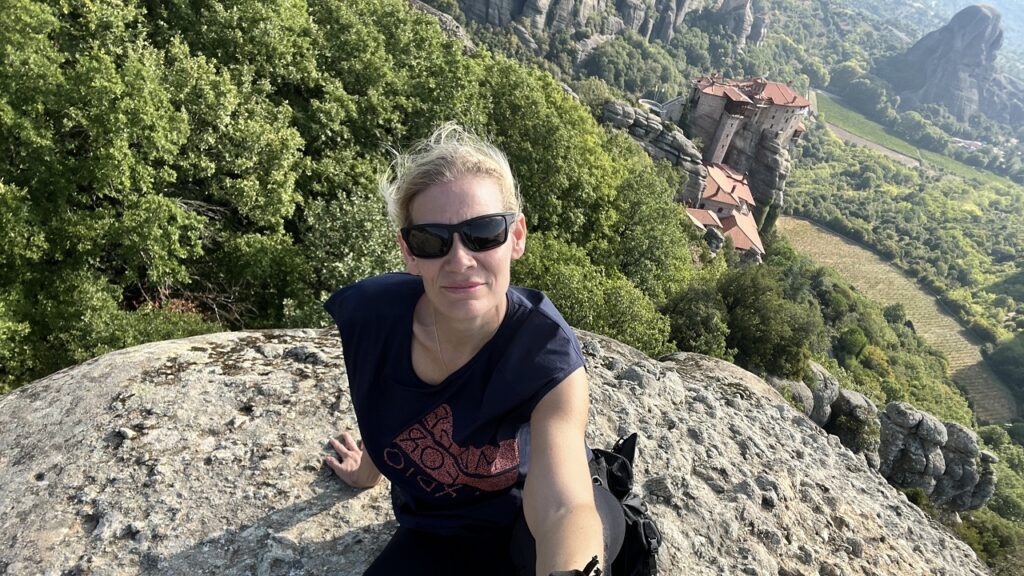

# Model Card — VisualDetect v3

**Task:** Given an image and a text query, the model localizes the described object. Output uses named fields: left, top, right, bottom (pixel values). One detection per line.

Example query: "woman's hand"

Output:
left=325, top=431, right=383, bottom=489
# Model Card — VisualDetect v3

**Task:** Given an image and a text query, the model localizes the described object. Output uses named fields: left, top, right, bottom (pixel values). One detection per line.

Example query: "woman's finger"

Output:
left=325, top=456, right=345, bottom=476
left=341, top=431, right=360, bottom=451
left=329, top=437, right=354, bottom=458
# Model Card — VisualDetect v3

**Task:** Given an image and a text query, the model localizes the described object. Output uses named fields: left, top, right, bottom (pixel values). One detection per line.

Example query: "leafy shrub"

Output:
left=512, top=232, right=673, bottom=357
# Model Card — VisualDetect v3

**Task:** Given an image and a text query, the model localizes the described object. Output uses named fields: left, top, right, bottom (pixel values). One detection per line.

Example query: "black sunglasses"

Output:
left=401, top=212, right=516, bottom=259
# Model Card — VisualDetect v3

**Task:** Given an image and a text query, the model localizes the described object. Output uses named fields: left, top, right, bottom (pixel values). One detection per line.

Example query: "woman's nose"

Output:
left=445, top=233, right=477, bottom=268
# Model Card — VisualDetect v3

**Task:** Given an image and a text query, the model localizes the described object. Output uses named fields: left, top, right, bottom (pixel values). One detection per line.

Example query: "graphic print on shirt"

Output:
left=384, top=404, right=520, bottom=498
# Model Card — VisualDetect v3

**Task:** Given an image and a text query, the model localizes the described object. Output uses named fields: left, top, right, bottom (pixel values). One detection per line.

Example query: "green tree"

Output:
left=663, top=282, right=734, bottom=361
left=718, top=265, right=826, bottom=379
left=512, top=233, right=673, bottom=357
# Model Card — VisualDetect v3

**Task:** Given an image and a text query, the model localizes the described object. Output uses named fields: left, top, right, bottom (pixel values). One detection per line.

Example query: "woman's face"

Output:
left=400, top=174, right=527, bottom=324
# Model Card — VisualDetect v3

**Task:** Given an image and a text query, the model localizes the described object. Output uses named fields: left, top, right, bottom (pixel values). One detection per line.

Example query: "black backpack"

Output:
left=589, top=433, right=662, bottom=576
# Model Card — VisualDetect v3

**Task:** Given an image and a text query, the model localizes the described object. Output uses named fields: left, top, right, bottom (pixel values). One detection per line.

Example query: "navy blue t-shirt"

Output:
left=324, top=273, right=585, bottom=535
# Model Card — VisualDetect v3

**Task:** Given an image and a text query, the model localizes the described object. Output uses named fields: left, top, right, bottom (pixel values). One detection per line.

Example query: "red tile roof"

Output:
left=750, top=79, right=811, bottom=108
left=703, top=164, right=755, bottom=207
left=721, top=210, right=765, bottom=254
left=695, top=75, right=810, bottom=109
left=686, top=208, right=723, bottom=230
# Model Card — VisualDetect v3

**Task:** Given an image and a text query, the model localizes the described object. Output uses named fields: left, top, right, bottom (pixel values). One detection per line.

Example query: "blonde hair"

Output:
left=380, top=122, right=521, bottom=229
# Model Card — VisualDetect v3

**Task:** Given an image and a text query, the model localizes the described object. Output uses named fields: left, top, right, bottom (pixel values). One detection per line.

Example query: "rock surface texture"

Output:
left=601, top=101, right=707, bottom=202
left=881, top=4, right=1024, bottom=125
left=0, top=329, right=990, bottom=575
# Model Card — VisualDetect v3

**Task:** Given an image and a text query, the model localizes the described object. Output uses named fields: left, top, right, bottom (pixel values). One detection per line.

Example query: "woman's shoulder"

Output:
left=324, top=272, right=421, bottom=324
left=507, top=286, right=576, bottom=341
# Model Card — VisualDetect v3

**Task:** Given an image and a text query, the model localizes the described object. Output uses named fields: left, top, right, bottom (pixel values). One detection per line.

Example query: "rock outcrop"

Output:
left=747, top=129, right=792, bottom=209
left=767, top=367, right=879, bottom=470
left=411, top=0, right=476, bottom=51
left=806, top=360, right=840, bottom=427
left=880, top=4, right=1024, bottom=126
left=765, top=367, right=997, bottom=513
left=718, top=0, right=753, bottom=47
left=454, top=0, right=748, bottom=45
left=0, top=329, right=991, bottom=575
left=601, top=101, right=707, bottom=202
left=879, top=402, right=997, bottom=512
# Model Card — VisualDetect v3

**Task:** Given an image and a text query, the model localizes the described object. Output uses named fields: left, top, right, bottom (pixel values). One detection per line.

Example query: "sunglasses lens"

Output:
left=462, top=215, right=510, bottom=251
left=406, top=226, right=450, bottom=258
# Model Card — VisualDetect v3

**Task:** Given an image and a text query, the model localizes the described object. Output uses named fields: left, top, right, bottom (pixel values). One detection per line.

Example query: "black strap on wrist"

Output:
left=549, top=555, right=602, bottom=576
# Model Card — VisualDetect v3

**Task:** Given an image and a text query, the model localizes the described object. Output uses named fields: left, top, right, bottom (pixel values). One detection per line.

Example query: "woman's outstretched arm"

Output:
left=523, top=366, right=604, bottom=576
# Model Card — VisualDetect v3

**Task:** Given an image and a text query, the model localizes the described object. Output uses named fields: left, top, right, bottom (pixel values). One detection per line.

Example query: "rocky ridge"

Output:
left=601, top=101, right=707, bottom=202
left=455, top=0, right=757, bottom=45
left=767, top=364, right=997, bottom=514
left=0, top=329, right=990, bottom=575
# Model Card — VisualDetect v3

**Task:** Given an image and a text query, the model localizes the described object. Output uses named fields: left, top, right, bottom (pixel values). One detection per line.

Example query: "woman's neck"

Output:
left=433, top=301, right=505, bottom=347
left=414, top=295, right=506, bottom=379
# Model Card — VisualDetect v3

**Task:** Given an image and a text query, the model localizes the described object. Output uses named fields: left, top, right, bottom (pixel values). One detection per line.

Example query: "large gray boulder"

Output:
left=932, top=423, right=997, bottom=512
left=877, top=402, right=994, bottom=512
left=0, top=330, right=989, bottom=575
left=764, top=375, right=814, bottom=419
left=879, top=403, right=947, bottom=492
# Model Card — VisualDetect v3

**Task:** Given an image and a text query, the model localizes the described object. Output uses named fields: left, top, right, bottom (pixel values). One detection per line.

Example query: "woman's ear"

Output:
left=397, top=231, right=420, bottom=275
left=510, top=213, right=527, bottom=261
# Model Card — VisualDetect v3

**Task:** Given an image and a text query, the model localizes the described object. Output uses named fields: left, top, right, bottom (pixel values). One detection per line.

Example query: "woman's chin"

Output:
left=432, top=293, right=504, bottom=323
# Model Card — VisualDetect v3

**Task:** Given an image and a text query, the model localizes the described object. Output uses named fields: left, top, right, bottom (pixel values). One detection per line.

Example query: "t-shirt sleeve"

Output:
left=496, top=307, right=586, bottom=419
left=323, top=284, right=358, bottom=342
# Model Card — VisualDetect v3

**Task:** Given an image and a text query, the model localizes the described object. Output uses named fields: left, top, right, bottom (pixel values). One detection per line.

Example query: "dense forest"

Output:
left=2, top=0, right=1023, bottom=571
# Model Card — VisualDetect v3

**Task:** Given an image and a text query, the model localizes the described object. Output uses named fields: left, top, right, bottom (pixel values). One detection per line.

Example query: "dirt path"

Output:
left=778, top=216, right=1019, bottom=424
left=825, top=123, right=921, bottom=168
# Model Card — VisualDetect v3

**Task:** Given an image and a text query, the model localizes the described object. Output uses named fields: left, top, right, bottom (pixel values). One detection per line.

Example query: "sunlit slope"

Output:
left=778, top=216, right=1018, bottom=423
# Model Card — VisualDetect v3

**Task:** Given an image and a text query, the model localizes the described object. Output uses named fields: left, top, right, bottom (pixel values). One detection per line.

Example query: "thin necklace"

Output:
left=431, top=304, right=450, bottom=374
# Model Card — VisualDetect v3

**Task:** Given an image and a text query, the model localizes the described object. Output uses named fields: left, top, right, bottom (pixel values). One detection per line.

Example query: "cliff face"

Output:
left=456, top=0, right=747, bottom=44
left=601, top=101, right=708, bottom=202
left=0, top=329, right=990, bottom=575
left=881, top=4, right=1024, bottom=125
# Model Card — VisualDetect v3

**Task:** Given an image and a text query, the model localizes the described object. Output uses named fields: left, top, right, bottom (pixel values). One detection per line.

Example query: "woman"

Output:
left=323, top=123, right=624, bottom=576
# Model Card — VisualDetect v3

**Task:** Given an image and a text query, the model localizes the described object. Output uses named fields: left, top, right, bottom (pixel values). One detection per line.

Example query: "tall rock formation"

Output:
left=0, top=329, right=991, bottom=575
left=455, top=0, right=731, bottom=44
left=881, top=4, right=1024, bottom=126
left=718, top=0, right=753, bottom=47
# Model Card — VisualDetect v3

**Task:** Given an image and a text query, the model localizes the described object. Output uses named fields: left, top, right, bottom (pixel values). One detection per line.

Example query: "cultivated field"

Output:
left=778, top=216, right=1019, bottom=423
left=814, top=92, right=1013, bottom=187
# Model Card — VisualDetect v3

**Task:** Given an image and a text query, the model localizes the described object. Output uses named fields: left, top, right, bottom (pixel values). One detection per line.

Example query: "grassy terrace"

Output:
left=814, top=92, right=1014, bottom=187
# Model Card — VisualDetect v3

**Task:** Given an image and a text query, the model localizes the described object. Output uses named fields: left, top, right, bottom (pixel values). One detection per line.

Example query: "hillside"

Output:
left=778, top=216, right=1018, bottom=424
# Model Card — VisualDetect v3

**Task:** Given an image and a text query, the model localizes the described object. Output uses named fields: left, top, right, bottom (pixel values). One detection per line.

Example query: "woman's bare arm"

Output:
left=523, top=367, right=604, bottom=576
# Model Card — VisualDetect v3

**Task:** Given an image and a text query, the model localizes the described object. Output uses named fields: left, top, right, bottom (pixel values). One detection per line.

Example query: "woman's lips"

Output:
left=442, top=282, right=483, bottom=293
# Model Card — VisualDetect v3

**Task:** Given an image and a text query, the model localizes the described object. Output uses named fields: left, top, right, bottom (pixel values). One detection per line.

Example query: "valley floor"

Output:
left=778, top=215, right=1019, bottom=423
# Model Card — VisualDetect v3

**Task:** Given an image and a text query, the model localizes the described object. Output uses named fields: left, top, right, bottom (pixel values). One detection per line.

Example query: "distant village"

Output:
left=639, top=74, right=811, bottom=261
